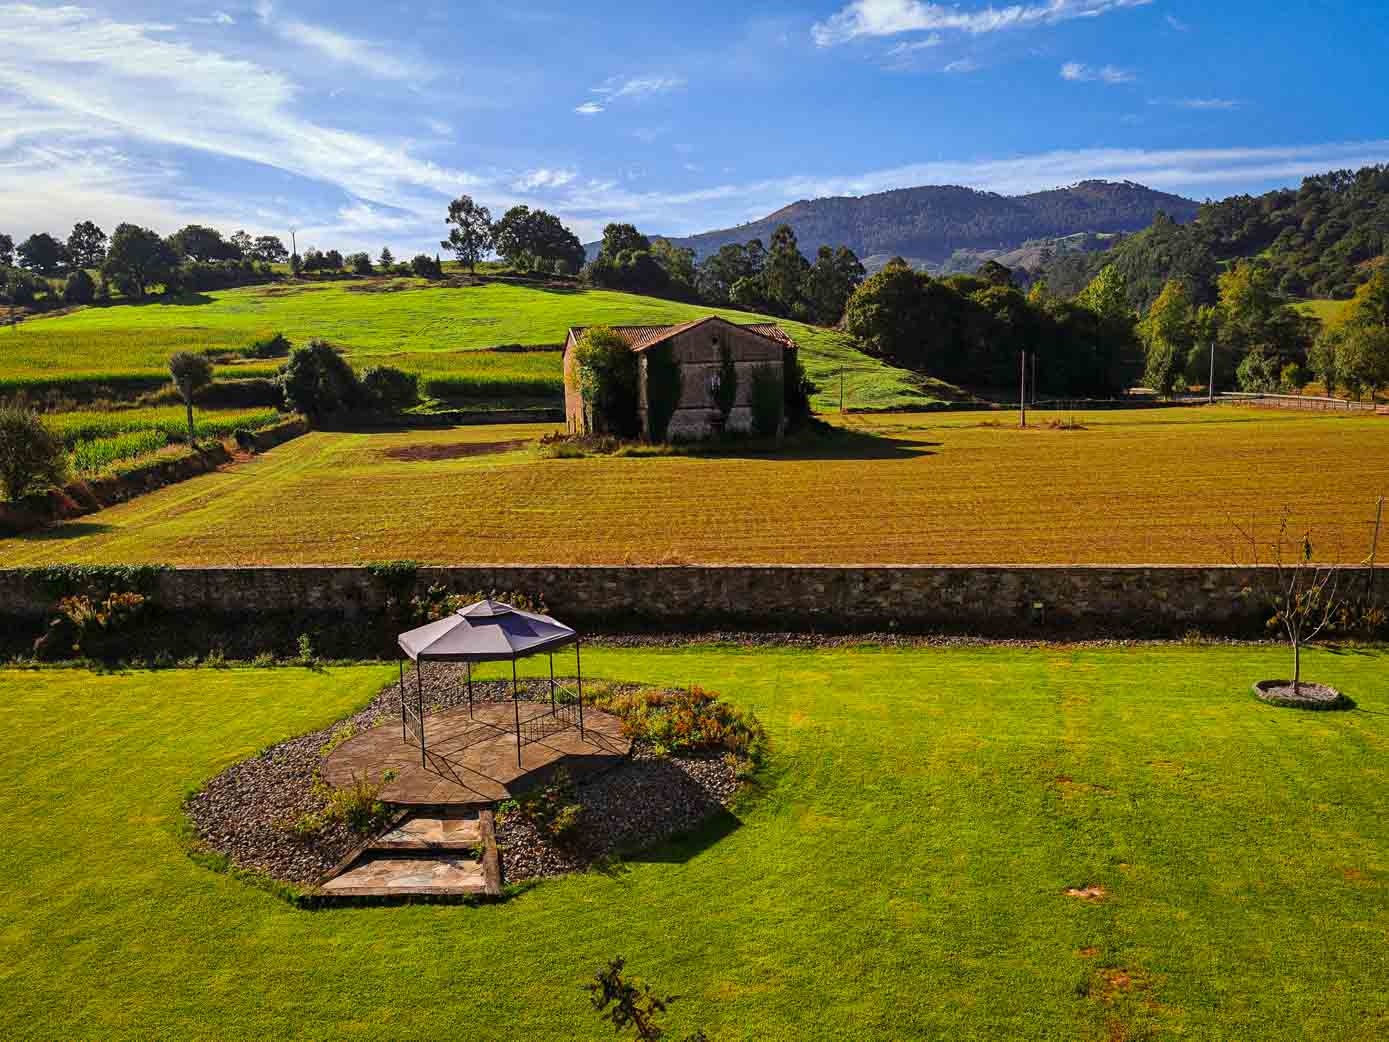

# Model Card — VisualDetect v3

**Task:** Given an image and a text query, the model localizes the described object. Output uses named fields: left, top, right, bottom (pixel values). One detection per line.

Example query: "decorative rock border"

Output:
left=1252, top=680, right=1353, bottom=711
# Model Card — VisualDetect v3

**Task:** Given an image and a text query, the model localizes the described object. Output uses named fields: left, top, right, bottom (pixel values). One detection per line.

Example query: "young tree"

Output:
left=17, top=233, right=66, bottom=276
left=378, top=246, right=395, bottom=269
left=0, top=408, right=69, bottom=501
left=599, top=223, right=650, bottom=259
left=574, top=326, right=640, bottom=437
left=763, top=223, right=810, bottom=318
left=441, top=195, right=493, bottom=272
left=1139, top=279, right=1195, bottom=397
left=0, top=232, right=13, bottom=267
left=586, top=957, right=706, bottom=1042
left=349, top=252, right=373, bottom=275
left=66, top=221, right=108, bottom=269
left=103, top=224, right=178, bottom=298
left=169, top=352, right=214, bottom=445
left=1308, top=327, right=1342, bottom=396
left=63, top=269, right=96, bottom=305
left=167, top=224, right=235, bottom=263
left=251, top=235, right=289, bottom=264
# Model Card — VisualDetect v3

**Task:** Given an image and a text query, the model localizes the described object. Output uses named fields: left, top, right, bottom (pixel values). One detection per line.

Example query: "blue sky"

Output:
left=1, top=0, right=1386, bottom=256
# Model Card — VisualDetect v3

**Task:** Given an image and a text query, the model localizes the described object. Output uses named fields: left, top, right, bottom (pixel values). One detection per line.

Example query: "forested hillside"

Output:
left=1041, top=165, right=1389, bottom=311
left=592, top=180, right=1198, bottom=267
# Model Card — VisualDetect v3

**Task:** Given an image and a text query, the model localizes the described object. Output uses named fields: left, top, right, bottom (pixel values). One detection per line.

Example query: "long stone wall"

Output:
left=1, top=564, right=1383, bottom=636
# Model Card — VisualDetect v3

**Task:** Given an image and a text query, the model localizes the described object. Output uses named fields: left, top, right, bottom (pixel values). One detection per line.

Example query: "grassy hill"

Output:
left=1, top=277, right=942, bottom=411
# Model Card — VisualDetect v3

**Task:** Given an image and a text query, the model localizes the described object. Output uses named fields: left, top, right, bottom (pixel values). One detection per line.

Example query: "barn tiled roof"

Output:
left=566, top=316, right=796, bottom=353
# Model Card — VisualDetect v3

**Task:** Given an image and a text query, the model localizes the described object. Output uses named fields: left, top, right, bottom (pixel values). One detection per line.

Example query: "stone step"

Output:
left=315, top=808, right=501, bottom=900
left=371, top=811, right=481, bottom=851
left=320, top=851, right=488, bottom=897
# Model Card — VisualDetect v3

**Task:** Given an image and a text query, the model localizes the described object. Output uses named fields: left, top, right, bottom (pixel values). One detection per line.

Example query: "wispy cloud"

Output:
left=1061, top=61, right=1136, bottom=83
left=888, top=34, right=943, bottom=54
left=574, top=101, right=604, bottom=115
left=273, top=18, right=420, bottom=80
left=188, top=10, right=234, bottom=25
left=593, top=76, right=686, bottom=100
left=944, top=58, right=980, bottom=73
left=1165, top=14, right=1189, bottom=31
left=1177, top=97, right=1241, bottom=110
left=514, top=168, right=577, bottom=191
left=812, top=0, right=1152, bottom=47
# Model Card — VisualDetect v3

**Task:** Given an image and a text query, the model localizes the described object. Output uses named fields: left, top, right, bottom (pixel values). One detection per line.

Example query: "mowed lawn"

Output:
left=4, top=406, right=1386, bottom=566
left=0, top=645, right=1384, bottom=1041
left=5, top=279, right=935, bottom=411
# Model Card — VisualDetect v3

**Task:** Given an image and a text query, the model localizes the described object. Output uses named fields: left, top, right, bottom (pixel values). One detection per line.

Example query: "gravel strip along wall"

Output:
left=0, top=564, right=1383, bottom=637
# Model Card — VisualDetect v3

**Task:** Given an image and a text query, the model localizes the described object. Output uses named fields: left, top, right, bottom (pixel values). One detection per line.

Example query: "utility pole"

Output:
left=289, top=228, right=298, bottom=277
left=1208, top=341, right=1216, bottom=404
left=840, top=368, right=845, bottom=413
left=1031, top=352, right=1037, bottom=405
left=1020, top=351, right=1027, bottom=428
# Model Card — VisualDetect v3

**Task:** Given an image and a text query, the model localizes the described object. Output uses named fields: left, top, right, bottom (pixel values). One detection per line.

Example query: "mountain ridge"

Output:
left=585, top=179, right=1199, bottom=271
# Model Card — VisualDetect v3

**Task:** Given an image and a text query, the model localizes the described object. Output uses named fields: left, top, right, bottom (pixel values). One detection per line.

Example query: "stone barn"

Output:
left=563, top=316, right=798, bottom=440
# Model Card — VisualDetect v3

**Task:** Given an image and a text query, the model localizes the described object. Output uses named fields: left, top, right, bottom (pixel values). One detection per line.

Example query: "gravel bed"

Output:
left=185, top=668, right=746, bottom=887
left=1252, top=679, right=1353, bottom=710
left=495, top=747, right=738, bottom=883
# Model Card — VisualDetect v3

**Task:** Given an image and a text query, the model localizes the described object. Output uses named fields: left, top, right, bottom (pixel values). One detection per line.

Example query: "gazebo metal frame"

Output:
left=395, top=599, right=586, bottom=768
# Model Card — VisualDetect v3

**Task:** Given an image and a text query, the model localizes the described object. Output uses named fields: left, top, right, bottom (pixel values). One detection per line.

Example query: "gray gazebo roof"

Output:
left=397, top=598, right=577, bottom=662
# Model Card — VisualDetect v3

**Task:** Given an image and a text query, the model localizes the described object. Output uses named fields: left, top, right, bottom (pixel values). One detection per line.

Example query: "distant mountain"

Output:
left=586, top=180, right=1200, bottom=271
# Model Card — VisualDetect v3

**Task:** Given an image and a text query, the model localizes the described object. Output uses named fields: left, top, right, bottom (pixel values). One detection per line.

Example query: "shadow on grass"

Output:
left=123, top=292, right=215, bottom=308
left=16, top=521, right=116, bottom=541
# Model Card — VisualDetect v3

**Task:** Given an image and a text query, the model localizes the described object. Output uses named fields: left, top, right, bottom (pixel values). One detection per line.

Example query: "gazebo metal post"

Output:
left=512, top=655, right=522, bottom=768
left=576, top=637, right=585, bottom=740
left=399, top=656, right=406, bottom=742
left=416, top=658, right=426, bottom=768
left=549, top=653, right=556, bottom=713
left=467, top=660, right=473, bottom=719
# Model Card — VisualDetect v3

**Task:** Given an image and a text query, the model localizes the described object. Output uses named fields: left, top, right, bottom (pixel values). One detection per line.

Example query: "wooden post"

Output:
left=1208, top=341, right=1216, bottom=404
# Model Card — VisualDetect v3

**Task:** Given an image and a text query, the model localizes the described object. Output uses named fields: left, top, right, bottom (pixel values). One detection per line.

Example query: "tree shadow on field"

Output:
left=688, top=426, right=939, bottom=461
left=15, top=521, right=116, bottom=541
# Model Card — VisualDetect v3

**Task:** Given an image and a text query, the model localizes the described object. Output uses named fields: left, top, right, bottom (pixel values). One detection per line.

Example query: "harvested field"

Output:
left=3, top=406, right=1385, bottom=565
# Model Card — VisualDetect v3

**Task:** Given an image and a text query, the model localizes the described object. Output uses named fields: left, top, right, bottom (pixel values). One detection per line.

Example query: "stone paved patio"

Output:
left=320, top=853, right=486, bottom=895
left=321, top=701, right=631, bottom=806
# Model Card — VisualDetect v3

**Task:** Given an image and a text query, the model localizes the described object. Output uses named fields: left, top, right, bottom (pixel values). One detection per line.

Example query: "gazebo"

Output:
left=396, top=598, right=585, bottom=768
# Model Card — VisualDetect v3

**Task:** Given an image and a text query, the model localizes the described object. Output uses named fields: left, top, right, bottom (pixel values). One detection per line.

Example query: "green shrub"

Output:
left=587, top=684, right=766, bottom=763
left=361, top=366, right=420, bottom=411
left=0, top=407, right=69, bottom=500
left=409, top=584, right=547, bottom=624
left=194, top=378, right=284, bottom=408
left=575, top=325, right=640, bottom=437
left=63, top=269, right=96, bottom=305
left=749, top=364, right=784, bottom=437
left=244, top=332, right=291, bottom=359
left=278, top=340, right=362, bottom=418
left=503, top=769, right=584, bottom=843
left=783, top=352, right=815, bottom=429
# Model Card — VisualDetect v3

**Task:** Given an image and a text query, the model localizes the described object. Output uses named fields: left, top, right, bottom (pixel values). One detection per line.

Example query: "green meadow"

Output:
left=4, top=278, right=941, bottom=410
left=0, top=644, right=1385, bottom=1040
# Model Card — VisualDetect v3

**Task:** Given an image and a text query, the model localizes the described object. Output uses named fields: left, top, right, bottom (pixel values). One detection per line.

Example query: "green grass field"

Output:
left=1296, top=298, right=1353, bottom=327
left=5, top=279, right=938, bottom=411
left=5, top=405, right=1385, bottom=566
left=41, top=406, right=282, bottom=473
left=1, top=645, right=1384, bottom=1040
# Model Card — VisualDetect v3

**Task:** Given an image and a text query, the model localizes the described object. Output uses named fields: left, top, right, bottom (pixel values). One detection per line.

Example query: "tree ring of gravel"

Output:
left=184, top=669, right=749, bottom=889
left=1252, top=680, right=1352, bottom=711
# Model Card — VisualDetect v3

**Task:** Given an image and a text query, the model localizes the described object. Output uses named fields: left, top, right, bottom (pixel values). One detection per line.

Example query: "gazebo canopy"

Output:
left=397, top=598, right=577, bottom=662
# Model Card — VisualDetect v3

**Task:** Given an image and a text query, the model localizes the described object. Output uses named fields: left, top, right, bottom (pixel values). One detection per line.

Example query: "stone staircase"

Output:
left=316, top=807, right=501, bottom=901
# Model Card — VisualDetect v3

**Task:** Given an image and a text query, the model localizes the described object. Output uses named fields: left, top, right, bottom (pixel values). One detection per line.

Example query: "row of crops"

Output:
left=46, top=407, right=283, bottom=474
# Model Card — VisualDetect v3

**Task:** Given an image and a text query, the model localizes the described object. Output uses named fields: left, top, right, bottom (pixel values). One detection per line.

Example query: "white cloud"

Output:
left=273, top=18, right=420, bottom=80
left=513, top=168, right=577, bottom=191
left=888, top=34, right=943, bottom=54
left=1177, top=97, right=1241, bottom=110
left=0, top=5, right=481, bottom=209
left=593, top=76, right=686, bottom=100
left=1165, top=14, right=1189, bottom=31
left=944, top=58, right=979, bottom=73
left=189, top=10, right=235, bottom=25
left=423, top=117, right=452, bottom=136
left=812, top=0, right=1152, bottom=46
left=574, top=101, right=604, bottom=115
left=1061, top=62, right=1136, bottom=83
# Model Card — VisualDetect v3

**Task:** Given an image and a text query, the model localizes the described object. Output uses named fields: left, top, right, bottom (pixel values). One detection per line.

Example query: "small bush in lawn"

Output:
left=244, top=332, right=291, bottom=359
left=278, top=339, right=362, bottom=418
left=588, top=685, right=766, bottom=763
left=361, top=365, right=420, bottom=411
left=0, top=407, right=69, bottom=500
